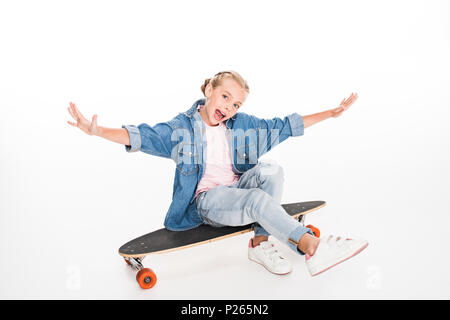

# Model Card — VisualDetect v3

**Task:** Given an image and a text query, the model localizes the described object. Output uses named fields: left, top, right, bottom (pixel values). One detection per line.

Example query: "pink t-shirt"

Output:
left=194, top=106, right=240, bottom=198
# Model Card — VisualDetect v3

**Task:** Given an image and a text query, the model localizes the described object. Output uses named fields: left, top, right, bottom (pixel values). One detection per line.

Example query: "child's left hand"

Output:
left=331, top=92, right=359, bottom=118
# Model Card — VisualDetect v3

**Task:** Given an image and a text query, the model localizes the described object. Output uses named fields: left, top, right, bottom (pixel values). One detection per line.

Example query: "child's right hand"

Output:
left=67, top=102, right=99, bottom=136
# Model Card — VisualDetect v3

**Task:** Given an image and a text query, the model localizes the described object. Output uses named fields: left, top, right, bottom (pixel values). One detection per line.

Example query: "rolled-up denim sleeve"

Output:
left=122, top=125, right=142, bottom=152
left=121, top=122, right=173, bottom=159
left=286, top=113, right=304, bottom=137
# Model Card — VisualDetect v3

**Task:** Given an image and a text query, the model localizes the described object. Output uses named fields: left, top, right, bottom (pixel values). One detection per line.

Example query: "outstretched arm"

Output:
left=67, top=101, right=173, bottom=158
left=67, top=101, right=130, bottom=145
left=303, top=92, right=359, bottom=128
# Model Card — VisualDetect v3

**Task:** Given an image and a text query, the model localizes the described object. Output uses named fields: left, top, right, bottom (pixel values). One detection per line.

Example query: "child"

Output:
left=67, top=70, right=368, bottom=277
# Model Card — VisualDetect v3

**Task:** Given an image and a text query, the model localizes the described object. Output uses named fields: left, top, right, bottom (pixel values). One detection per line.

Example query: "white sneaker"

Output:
left=305, top=235, right=368, bottom=276
left=248, top=239, right=292, bottom=275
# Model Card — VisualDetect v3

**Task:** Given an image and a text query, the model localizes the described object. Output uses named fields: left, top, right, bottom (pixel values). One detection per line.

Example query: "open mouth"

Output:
left=214, top=109, right=226, bottom=121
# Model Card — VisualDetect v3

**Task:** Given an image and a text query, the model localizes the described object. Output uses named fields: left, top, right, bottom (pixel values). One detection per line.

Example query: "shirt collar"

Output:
left=182, top=98, right=205, bottom=118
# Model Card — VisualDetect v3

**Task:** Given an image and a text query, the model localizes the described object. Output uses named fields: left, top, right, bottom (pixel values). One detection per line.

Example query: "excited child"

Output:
left=67, top=70, right=368, bottom=276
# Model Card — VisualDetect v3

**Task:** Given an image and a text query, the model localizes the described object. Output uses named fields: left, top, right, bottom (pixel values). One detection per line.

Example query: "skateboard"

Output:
left=119, top=200, right=325, bottom=289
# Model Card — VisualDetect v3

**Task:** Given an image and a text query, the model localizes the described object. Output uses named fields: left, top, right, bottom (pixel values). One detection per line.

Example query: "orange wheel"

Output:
left=306, top=224, right=320, bottom=238
left=136, top=268, right=157, bottom=289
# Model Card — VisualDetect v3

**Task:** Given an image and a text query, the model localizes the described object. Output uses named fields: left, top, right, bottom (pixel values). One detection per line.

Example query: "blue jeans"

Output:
left=195, top=160, right=313, bottom=255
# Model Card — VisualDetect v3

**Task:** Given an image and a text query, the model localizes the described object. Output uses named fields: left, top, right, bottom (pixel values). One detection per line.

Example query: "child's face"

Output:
left=202, top=78, right=248, bottom=126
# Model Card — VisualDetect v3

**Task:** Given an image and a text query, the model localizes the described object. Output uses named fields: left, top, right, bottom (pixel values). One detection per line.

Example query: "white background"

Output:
left=1, top=0, right=449, bottom=299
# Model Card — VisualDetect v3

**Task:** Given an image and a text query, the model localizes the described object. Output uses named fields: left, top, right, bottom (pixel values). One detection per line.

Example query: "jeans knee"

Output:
left=258, top=161, right=284, bottom=184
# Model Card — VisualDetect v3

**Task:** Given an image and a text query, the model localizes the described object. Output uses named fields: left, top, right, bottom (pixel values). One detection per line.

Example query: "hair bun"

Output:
left=201, top=78, right=211, bottom=95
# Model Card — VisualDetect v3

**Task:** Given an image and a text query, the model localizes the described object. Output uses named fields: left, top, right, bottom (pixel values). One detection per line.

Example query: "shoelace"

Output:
left=325, top=235, right=350, bottom=248
left=260, top=242, right=284, bottom=262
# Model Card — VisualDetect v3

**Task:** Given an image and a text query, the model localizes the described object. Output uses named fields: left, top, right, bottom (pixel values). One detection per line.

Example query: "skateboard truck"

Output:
left=123, top=256, right=158, bottom=289
left=298, top=214, right=305, bottom=226
left=124, top=257, right=145, bottom=270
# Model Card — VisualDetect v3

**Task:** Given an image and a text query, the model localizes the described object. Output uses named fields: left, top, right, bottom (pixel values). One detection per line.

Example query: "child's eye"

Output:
left=223, top=94, right=239, bottom=109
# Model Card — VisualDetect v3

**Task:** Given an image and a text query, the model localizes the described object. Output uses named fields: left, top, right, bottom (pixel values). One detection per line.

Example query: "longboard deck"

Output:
left=119, top=200, right=325, bottom=258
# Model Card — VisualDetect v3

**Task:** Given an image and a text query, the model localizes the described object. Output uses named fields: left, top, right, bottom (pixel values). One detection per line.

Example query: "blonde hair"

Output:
left=200, top=70, right=250, bottom=97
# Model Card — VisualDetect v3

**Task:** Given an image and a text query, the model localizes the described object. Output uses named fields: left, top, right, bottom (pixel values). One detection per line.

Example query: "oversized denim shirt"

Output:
left=122, top=98, right=305, bottom=231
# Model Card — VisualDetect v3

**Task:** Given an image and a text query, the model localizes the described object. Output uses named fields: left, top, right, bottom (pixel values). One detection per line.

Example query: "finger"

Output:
left=70, top=101, right=76, bottom=111
left=67, top=120, right=76, bottom=126
left=347, top=93, right=357, bottom=106
left=68, top=106, right=78, bottom=121
left=343, top=94, right=355, bottom=107
left=69, top=102, right=78, bottom=118
left=344, top=93, right=353, bottom=104
left=92, top=114, right=97, bottom=127
left=67, top=106, right=77, bottom=120
left=72, top=104, right=85, bottom=120
left=72, top=103, right=80, bottom=116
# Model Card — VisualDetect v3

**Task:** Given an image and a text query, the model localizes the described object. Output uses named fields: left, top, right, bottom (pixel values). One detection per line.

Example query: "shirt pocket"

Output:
left=174, top=143, right=199, bottom=175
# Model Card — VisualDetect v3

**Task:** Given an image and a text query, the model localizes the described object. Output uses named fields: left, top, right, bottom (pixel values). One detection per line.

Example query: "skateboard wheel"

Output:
left=306, top=224, right=320, bottom=238
left=136, top=268, right=157, bottom=289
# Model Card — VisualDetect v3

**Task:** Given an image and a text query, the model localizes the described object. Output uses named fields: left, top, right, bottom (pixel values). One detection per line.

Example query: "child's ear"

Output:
left=205, top=82, right=213, bottom=98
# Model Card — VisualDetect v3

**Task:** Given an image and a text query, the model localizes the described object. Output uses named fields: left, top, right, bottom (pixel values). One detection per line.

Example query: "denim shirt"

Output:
left=122, top=98, right=305, bottom=231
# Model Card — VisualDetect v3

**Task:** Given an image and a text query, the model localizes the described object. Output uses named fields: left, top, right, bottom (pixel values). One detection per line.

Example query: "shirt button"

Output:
left=243, top=153, right=246, bottom=157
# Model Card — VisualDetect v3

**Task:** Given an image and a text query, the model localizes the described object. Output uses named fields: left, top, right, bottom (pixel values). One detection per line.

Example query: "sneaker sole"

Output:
left=310, top=242, right=369, bottom=277
left=248, top=255, right=292, bottom=275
